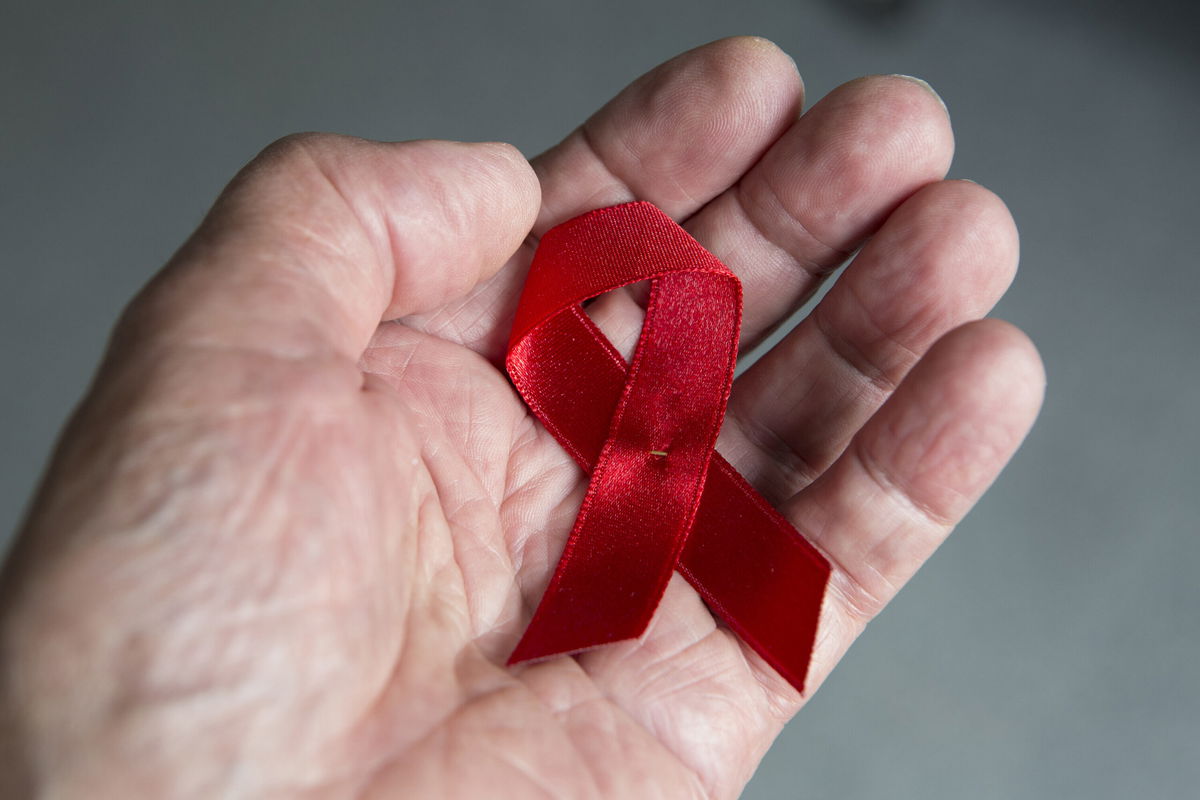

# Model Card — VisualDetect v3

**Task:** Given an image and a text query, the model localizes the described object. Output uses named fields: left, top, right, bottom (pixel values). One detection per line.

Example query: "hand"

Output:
left=0, top=37, right=1044, bottom=799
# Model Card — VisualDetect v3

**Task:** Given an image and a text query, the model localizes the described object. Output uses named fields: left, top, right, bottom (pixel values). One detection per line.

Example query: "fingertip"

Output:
left=926, top=318, right=1047, bottom=426
left=842, top=73, right=955, bottom=177
left=889, top=178, right=1021, bottom=294
left=874, top=74, right=950, bottom=128
left=888, top=74, right=949, bottom=118
left=707, top=35, right=805, bottom=104
left=943, top=318, right=1043, bottom=377
left=939, top=179, right=1020, bottom=262
left=974, top=317, right=1047, bottom=407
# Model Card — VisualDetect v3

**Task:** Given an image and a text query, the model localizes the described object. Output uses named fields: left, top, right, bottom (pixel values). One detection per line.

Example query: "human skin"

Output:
left=0, top=37, right=1044, bottom=799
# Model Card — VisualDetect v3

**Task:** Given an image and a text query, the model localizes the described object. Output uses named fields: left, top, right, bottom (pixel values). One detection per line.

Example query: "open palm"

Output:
left=1, top=38, right=1043, bottom=799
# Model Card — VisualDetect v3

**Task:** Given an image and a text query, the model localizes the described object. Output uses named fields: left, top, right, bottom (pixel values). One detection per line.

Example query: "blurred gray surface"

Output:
left=2, top=1, right=1198, bottom=797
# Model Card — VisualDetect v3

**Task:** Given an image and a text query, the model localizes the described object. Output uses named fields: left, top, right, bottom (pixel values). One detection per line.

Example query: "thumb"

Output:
left=119, top=134, right=540, bottom=363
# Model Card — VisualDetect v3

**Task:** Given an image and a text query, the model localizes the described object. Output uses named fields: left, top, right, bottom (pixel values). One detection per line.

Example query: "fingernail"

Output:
left=890, top=74, right=949, bottom=116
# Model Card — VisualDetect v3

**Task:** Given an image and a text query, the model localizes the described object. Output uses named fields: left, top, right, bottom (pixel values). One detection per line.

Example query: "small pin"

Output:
left=648, top=450, right=669, bottom=457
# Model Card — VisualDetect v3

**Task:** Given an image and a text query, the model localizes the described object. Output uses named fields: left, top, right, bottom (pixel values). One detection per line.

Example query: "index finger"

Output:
left=403, top=36, right=804, bottom=359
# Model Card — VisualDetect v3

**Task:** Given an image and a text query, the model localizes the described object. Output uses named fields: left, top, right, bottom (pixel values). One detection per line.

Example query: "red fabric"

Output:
left=506, top=201, right=830, bottom=693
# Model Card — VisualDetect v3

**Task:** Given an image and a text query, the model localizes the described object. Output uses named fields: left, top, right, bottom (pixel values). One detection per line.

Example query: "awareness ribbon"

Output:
left=506, top=202, right=830, bottom=693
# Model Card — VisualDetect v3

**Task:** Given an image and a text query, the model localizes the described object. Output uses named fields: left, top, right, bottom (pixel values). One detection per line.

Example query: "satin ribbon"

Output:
left=506, top=202, right=829, bottom=693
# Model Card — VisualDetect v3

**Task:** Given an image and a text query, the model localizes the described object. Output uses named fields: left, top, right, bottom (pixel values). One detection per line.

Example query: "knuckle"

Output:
left=255, top=132, right=339, bottom=170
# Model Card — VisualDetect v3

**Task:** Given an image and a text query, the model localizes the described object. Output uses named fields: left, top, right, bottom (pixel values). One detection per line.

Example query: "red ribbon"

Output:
left=506, top=202, right=829, bottom=693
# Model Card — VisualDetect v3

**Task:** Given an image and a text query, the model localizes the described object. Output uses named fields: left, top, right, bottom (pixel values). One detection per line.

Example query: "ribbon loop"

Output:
left=506, top=202, right=829, bottom=693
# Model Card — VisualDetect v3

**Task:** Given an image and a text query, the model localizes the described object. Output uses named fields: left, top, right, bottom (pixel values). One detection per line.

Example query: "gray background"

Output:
left=3, top=0, right=1198, bottom=797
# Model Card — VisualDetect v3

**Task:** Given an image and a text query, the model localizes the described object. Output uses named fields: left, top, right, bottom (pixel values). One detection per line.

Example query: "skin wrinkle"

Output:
left=434, top=493, right=501, bottom=633
left=798, top=579, right=869, bottom=697
left=736, top=170, right=847, bottom=280
left=852, top=525, right=907, bottom=607
left=220, top=236, right=361, bottom=349
left=508, top=484, right=574, bottom=615
left=399, top=354, right=523, bottom=633
left=153, top=279, right=346, bottom=362
left=822, top=267, right=926, bottom=382
left=460, top=368, right=526, bottom=508
left=500, top=471, right=573, bottom=571
left=353, top=681, right=505, bottom=799
left=805, top=535, right=893, bottom=626
left=184, top=217, right=372, bottom=367
left=812, top=305, right=902, bottom=396
left=725, top=335, right=887, bottom=495
left=536, top=682, right=625, bottom=798
left=356, top=675, right=618, bottom=799
left=377, top=331, right=523, bottom=504
left=304, top=138, right=535, bottom=339
left=498, top=424, right=582, bottom=567
left=633, top=596, right=722, bottom=670
left=136, top=358, right=362, bottom=427
left=520, top=595, right=718, bottom=797
left=547, top=673, right=707, bottom=800
left=476, top=740, right=561, bottom=800
left=851, top=435, right=958, bottom=530
left=498, top=417, right=557, bottom=567
left=336, top=585, right=418, bottom=786
left=137, top=419, right=374, bottom=786
left=719, top=188, right=827, bottom=341
left=574, top=123, right=639, bottom=211
left=424, top=286, right=508, bottom=356
left=209, top=414, right=304, bottom=580
left=576, top=621, right=766, bottom=798
left=412, top=237, right=532, bottom=361
left=298, top=140, right=393, bottom=310
left=644, top=638, right=745, bottom=705
left=722, top=406, right=823, bottom=500
left=731, top=635, right=802, bottom=723
left=555, top=700, right=623, bottom=800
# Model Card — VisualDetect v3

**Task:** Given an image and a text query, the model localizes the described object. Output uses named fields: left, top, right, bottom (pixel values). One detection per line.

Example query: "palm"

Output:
left=3, top=38, right=1043, bottom=799
left=344, top=311, right=787, bottom=798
